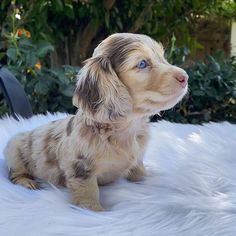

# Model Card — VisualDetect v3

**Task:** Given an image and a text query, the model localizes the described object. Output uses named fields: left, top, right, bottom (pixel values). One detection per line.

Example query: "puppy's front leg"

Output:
left=67, top=175, right=104, bottom=211
left=125, top=162, right=146, bottom=182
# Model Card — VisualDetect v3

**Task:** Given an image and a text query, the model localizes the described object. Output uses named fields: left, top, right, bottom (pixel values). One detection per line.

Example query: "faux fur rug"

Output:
left=0, top=113, right=236, bottom=236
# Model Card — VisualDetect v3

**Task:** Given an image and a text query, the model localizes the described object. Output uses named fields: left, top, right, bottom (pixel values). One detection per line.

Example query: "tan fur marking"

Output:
left=73, top=155, right=94, bottom=180
left=74, top=77, right=101, bottom=113
left=45, top=155, right=58, bottom=166
left=44, top=129, right=61, bottom=167
left=94, top=122, right=112, bottom=134
left=79, top=124, right=96, bottom=142
left=43, top=132, right=51, bottom=158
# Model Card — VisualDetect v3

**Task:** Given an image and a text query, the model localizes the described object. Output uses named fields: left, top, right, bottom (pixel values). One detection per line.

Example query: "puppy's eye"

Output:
left=137, top=60, right=149, bottom=69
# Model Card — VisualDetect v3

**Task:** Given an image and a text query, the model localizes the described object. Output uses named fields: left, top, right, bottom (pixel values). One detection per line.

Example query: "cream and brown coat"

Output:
left=4, top=33, right=188, bottom=211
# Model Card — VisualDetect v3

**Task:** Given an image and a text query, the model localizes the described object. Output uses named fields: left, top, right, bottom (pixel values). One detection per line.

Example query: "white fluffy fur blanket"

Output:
left=0, top=113, right=236, bottom=236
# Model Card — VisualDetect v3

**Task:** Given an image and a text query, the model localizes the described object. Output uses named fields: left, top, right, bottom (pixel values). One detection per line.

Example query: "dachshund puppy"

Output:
left=4, top=33, right=188, bottom=211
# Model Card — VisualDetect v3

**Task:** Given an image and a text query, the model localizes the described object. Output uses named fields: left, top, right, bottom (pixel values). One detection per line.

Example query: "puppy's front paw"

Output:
left=9, top=171, right=40, bottom=190
left=126, top=163, right=146, bottom=182
left=77, top=200, right=104, bottom=211
left=19, top=178, right=40, bottom=190
left=70, top=179, right=104, bottom=211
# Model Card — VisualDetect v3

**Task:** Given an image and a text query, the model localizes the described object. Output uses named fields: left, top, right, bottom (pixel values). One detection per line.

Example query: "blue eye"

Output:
left=137, top=60, right=148, bottom=69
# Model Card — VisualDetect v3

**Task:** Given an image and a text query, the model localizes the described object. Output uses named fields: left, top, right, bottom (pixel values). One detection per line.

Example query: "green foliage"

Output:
left=22, top=63, right=77, bottom=114
left=1, top=35, right=78, bottom=114
left=1, top=0, right=235, bottom=65
left=0, top=2, right=79, bottom=115
left=0, top=0, right=235, bottom=123
left=186, top=56, right=236, bottom=123
left=2, top=31, right=235, bottom=123
left=158, top=49, right=236, bottom=124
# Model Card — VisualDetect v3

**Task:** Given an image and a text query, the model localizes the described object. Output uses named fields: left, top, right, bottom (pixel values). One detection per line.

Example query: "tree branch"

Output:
left=128, top=2, right=154, bottom=33
left=74, top=0, right=116, bottom=64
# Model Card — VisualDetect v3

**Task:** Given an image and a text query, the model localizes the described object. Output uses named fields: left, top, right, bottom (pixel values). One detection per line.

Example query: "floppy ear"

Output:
left=73, top=56, right=132, bottom=122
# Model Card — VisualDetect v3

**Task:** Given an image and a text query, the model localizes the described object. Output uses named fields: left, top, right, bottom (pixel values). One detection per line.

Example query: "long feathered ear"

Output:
left=73, top=56, right=132, bottom=122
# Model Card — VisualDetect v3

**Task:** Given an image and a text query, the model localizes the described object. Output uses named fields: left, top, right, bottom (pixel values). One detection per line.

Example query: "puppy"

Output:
left=4, top=33, right=188, bottom=211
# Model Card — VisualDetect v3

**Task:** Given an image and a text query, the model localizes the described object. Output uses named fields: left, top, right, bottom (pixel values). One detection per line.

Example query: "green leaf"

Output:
left=192, top=90, right=205, bottom=96
left=116, top=17, right=123, bottom=30
left=64, top=3, right=75, bottom=18
left=205, top=88, right=217, bottom=98
left=208, top=56, right=221, bottom=72
left=60, top=98, right=73, bottom=109
left=18, top=39, right=34, bottom=48
left=105, top=12, right=110, bottom=28
left=0, top=52, right=5, bottom=60
left=52, top=0, right=63, bottom=12
left=25, top=51, right=38, bottom=67
left=37, top=42, right=54, bottom=58
left=6, top=47, right=18, bottom=62
left=35, top=80, right=49, bottom=95
left=61, top=84, right=74, bottom=97
left=0, top=41, right=4, bottom=49
left=58, top=74, right=70, bottom=85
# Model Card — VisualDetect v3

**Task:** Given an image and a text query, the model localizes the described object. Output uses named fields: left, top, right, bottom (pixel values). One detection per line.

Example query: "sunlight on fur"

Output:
left=4, top=33, right=188, bottom=211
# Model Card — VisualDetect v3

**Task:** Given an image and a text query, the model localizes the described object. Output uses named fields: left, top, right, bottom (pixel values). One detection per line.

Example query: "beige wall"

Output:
left=231, top=21, right=236, bottom=56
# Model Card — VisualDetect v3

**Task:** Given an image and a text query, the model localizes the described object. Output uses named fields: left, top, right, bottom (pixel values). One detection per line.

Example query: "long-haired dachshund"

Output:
left=4, top=33, right=188, bottom=211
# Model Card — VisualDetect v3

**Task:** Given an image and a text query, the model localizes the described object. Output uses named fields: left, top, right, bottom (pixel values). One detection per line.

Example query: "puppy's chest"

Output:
left=97, top=134, right=143, bottom=177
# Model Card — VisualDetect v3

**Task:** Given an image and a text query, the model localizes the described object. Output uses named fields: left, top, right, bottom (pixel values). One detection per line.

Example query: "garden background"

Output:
left=0, top=0, right=235, bottom=124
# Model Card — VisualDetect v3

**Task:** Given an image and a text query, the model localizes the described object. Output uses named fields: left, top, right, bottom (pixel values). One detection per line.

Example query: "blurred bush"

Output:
left=0, top=34, right=78, bottom=115
left=1, top=0, right=235, bottom=66
left=0, top=1, right=79, bottom=115
left=0, top=1, right=235, bottom=123
left=1, top=32, right=235, bottom=124
left=162, top=56, right=236, bottom=124
left=151, top=36, right=236, bottom=124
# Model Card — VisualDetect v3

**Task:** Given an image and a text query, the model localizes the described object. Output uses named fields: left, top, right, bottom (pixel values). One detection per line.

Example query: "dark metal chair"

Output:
left=0, top=64, right=33, bottom=120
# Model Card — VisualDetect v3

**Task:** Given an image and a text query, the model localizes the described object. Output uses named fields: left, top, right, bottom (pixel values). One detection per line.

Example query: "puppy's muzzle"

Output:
left=174, top=72, right=189, bottom=88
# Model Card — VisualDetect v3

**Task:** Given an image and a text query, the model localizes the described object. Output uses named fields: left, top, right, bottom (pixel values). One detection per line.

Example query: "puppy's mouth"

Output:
left=162, top=81, right=189, bottom=101
left=167, top=84, right=188, bottom=102
left=133, top=85, right=188, bottom=116
left=153, top=84, right=189, bottom=112
left=176, top=84, right=188, bottom=97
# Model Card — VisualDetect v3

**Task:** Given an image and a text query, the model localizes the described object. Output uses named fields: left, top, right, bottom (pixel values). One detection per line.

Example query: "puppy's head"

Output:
left=73, top=33, right=188, bottom=121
